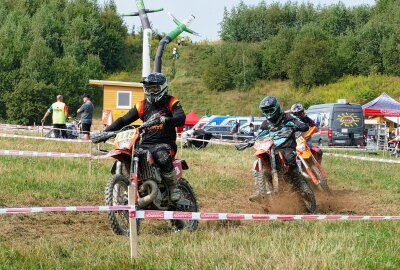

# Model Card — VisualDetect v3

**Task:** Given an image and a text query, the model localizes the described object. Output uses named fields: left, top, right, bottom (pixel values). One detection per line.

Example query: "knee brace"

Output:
left=152, top=147, right=174, bottom=172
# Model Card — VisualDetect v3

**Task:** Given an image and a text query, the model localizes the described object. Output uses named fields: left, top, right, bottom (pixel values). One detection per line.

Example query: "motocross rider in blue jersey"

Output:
left=248, top=96, right=309, bottom=202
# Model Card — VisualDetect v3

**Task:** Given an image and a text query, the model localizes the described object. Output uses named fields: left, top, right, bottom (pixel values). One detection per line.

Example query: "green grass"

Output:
left=0, top=139, right=399, bottom=269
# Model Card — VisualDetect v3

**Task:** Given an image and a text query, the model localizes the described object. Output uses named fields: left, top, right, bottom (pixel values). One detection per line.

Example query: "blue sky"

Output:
left=111, top=0, right=376, bottom=41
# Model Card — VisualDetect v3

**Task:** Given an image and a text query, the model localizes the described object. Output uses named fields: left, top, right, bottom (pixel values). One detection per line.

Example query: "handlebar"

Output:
left=91, top=118, right=162, bottom=144
left=235, top=139, right=255, bottom=151
left=235, top=142, right=250, bottom=151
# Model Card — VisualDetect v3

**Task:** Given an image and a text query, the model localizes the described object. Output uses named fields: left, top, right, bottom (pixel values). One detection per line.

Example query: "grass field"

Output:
left=0, top=137, right=399, bottom=269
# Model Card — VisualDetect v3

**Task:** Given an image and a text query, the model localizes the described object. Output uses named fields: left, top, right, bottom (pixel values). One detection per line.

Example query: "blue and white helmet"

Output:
left=142, top=72, right=168, bottom=104
left=291, top=103, right=305, bottom=116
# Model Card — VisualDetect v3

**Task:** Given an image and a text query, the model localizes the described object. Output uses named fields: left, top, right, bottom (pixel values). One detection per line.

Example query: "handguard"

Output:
left=235, top=140, right=254, bottom=151
left=91, top=132, right=116, bottom=144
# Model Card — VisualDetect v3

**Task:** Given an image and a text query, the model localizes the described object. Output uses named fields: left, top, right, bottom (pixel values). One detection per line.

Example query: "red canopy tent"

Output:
left=184, top=111, right=201, bottom=126
left=176, top=111, right=201, bottom=134
left=362, top=93, right=400, bottom=116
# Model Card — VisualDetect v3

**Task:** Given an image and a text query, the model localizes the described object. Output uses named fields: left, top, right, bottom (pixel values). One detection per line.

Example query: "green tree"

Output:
left=20, top=37, right=55, bottom=84
left=287, top=24, right=335, bottom=88
left=97, top=1, right=128, bottom=72
left=318, top=3, right=350, bottom=36
left=262, top=27, right=297, bottom=79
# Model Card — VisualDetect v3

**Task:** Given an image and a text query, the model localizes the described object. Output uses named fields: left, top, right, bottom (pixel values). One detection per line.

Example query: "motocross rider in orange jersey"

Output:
left=102, top=72, right=185, bottom=202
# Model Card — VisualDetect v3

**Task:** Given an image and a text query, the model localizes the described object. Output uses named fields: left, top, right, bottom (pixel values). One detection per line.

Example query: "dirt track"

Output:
left=0, top=186, right=398, bottom=241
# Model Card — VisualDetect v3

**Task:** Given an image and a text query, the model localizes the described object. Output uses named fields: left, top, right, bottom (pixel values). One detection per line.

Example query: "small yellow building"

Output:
left=89, top=80, right=144, bottom=126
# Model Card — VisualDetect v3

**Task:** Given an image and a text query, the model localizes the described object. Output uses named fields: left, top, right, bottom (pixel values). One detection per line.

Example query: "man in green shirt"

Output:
left=41, top=95, right=69, bottom=138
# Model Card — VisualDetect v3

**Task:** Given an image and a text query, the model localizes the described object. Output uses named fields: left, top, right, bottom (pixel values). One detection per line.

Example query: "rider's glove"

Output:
left=147, top=113, right=162, bottom=124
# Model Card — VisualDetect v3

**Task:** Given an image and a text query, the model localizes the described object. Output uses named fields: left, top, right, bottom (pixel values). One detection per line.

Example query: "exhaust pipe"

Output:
left=138, top=180, right=159, bottom=208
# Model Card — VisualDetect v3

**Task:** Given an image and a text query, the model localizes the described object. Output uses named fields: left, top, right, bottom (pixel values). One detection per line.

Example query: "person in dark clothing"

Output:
left=248, top=96, right=309, bottom=202
left=291, top=103, right=323, bottom=163
left=77, top=93, right=94, bottom=140
left=290, top=103, right=316, bottom=128
left=102, top=72, right=185, bottom=202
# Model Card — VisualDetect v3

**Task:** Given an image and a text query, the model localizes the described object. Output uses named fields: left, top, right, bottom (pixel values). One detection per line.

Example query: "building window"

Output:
left=117, top=91, right=132, bottom=109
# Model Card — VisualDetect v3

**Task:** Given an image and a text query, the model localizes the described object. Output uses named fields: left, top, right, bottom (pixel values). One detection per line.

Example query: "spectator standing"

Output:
left=231, top=119, right=240, bottom=142
left=41, top=95, right=68, bottom=138
left=249, top=123, right=255, bottom=137
left=77, top=93, right=94, bottom=140
left=172, top=47, right=178, bottom=60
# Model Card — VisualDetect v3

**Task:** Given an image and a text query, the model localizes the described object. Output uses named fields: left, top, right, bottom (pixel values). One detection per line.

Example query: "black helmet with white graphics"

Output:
left=141, top=72, right=168, bottom=104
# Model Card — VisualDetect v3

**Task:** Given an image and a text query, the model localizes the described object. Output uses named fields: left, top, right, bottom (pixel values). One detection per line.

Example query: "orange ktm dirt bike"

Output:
left=92, top=119, right=199, bottom=235
left=296, top=126, right=331, bottom=193
left=236, top=131, right=317, bottom=213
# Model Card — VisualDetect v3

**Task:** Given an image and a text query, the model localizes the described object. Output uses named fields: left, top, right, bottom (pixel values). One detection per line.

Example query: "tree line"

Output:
left=0, top=0, right=143, bottom=124
left=203, top=0, right=400, bottom=91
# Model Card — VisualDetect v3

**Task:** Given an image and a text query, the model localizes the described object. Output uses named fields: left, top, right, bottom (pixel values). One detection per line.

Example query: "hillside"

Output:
left=108, top=43, right=400, bottom=116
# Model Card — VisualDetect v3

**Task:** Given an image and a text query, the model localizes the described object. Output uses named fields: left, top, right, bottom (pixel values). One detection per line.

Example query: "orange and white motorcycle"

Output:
left=296, top=126, right=331, bottom=193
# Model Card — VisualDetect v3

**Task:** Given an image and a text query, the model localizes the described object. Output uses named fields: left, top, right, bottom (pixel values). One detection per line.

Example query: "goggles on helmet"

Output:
left=144, top=85, right=162, bottom=95
left=262, top=106, right=278, bottom=116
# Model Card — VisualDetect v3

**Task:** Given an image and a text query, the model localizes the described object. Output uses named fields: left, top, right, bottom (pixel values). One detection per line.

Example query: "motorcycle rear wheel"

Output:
left=105, top=174, right=140, bottom=236
left=171, top=179, right=199, bottom=232
left=298, top=179, right=317, bottom=213
left=311, top=165, right=331, bottom=194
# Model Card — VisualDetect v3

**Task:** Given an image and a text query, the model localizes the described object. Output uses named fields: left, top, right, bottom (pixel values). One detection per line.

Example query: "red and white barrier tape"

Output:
left=178, top=137, right=236, bottom=146
left=0, top=206, right=398, bottom=220
left=320, top=147, right=368, bottom=151
left=0, top=149, right=110, bottom=159
left=0, top=133, right=89, bottom=143
left=135, top=210, right=400, bottom=221
left=0, top=149, right=91, bottom=158
left=0, top=205, right=133, bottom=214
left=325, top=153, right=400, bottom=164
left=0, top=124, right=40, bottom=130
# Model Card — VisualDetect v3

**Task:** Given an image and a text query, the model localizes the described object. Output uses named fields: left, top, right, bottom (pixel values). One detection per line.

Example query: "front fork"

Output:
left=310, top=154, right=328, bottom=178
left=130, top=156, right=139, bottom=205
left=253, top=155, right=278, bottom=193
left=115, top=161, right=122, bottom=175
left=298, top=155, right=319, bottom=185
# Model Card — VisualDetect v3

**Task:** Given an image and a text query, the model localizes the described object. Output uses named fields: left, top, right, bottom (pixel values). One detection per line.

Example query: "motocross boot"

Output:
left=285, top=167, right=304, bottom=192
left=249, top=170, right=272, bottom=202
left=162, top=170, right=181, bottom=202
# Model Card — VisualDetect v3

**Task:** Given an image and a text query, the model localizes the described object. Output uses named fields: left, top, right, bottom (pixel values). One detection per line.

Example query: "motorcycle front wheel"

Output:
left=311, top=165, right=331, bottom=194
left=298, top=179, right=317, bottom=213
left=105, top=174, right=140, bottom=235
left=171, top=178, right=199, bottom=232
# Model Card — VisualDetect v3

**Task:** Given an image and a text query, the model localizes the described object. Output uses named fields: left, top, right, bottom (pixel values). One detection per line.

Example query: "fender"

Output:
left=107, top=149, right=132, bottom=163
left=253, top=158, right=263, bottom=172
left=173, top=159, right=188, bottom=179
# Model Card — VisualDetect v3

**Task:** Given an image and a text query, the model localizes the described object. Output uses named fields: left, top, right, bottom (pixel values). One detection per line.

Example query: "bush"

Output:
left=5, top=79, right=54, bottom=125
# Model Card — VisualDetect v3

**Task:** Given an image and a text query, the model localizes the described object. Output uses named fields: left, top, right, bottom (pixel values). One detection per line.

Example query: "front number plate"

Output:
left=115, top=129, right=136, bottom=143
left=296, top=136, right=305, bottom=144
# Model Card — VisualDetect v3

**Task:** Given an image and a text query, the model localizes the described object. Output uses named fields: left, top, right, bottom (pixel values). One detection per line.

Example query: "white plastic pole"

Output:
left=142, top=28, right=152, bottom=78
left=128, top=157, right=138, bottom=260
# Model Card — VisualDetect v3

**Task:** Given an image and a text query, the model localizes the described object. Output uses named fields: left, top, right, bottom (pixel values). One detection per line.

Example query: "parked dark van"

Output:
left=307, top=103, right=365, bottom=146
